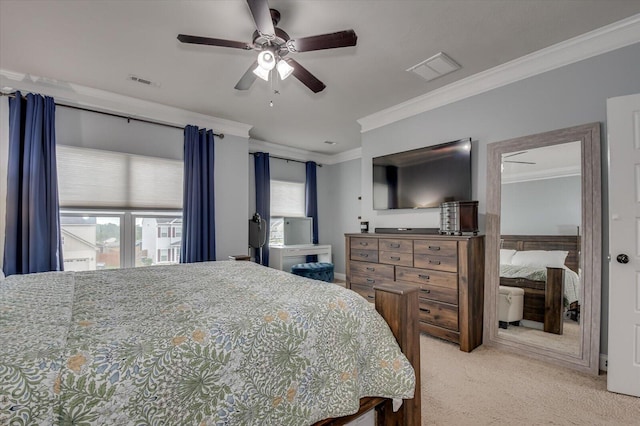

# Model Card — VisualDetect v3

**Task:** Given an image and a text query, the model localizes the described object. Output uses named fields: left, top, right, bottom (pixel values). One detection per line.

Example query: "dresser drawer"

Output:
left=350, top=274, right=392, bottom=288
left=395, top=266, right=457, bottom=290
left=350, top=237, right=378, bottom=250
left=414, top=240, right=457, bottom=258
left=379, top=251, right=413, bottom=267
left=396, top=279, right=459, bottom=305
left=419, top=300, right=459, bottom=331
left=350, top=261, right=394, bottom=280
left=414, top=253, right=458, bottom=273
left=350, top=283, right=376, bottom=302
left=379, top=238, right=413, bottom=253
left=350, top=248, right=378, bottom=263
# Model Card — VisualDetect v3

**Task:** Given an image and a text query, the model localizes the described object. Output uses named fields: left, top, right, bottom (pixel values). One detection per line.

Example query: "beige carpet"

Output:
left=420, top=334, right=640, bottom=425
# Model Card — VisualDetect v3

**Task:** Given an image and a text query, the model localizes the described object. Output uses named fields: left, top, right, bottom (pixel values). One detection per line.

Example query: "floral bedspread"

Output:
left=1, top=261, right=415, bottom=425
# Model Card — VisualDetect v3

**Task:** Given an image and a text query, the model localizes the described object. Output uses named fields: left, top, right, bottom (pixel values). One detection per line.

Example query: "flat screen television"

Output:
left=372, top=138, right=472, bottom=210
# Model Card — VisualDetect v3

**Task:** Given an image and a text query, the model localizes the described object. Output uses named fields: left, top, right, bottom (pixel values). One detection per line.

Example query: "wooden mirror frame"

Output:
left=485, top=122, right=602, bottom=375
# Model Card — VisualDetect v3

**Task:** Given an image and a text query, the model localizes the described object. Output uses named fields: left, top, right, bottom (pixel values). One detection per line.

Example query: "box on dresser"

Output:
left=345, top=233, right=485, bottom=352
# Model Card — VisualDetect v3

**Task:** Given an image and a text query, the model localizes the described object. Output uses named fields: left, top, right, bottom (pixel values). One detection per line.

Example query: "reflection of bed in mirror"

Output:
left=499, top=235, right=580, bottom=335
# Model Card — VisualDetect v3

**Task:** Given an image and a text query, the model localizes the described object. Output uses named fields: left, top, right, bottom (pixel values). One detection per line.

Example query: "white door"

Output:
left=607, top=92, right=640, bottom=397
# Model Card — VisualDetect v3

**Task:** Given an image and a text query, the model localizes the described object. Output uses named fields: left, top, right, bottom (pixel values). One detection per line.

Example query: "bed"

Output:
left=499, top=235, right=581, bottom=335
left=0, top=261, right=419, bottom=425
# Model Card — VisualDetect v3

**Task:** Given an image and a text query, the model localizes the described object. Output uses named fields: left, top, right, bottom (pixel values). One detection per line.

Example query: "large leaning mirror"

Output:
left=485, top=122, right=602, bottom=375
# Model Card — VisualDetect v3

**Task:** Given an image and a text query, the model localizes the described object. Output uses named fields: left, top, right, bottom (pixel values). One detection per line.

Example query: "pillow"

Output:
left=510, top=250, right=568, bottom=268
left=499, top=249, right=517, bottom=265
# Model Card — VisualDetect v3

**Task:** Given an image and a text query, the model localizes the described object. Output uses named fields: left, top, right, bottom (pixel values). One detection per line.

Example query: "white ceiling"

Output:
left=1, top=1, right=639, bottom=154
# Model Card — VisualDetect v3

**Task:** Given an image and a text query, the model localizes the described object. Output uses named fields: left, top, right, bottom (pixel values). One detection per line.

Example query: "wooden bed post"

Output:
left=544, top=267, right=565, bottom=335
left=313, top=283, right=421, bottom=426
left=374, top=283, right=421, bottom=426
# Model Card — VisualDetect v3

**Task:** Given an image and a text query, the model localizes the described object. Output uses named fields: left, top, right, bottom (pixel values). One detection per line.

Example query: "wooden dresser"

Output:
left=345, top=233, right=485, bottom=352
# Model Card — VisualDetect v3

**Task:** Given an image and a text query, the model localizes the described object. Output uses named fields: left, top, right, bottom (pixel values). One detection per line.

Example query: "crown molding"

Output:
left=249, top=138, right=362, bottom=165
left=0, top=70, right=253, bottom=138
left=358, top=13, right=640, bottom=133
left=328, top=147, right=362, bottom=165
left=502, top=165, right=581, bottom=184
left=249, top=138, right=330, bottom=164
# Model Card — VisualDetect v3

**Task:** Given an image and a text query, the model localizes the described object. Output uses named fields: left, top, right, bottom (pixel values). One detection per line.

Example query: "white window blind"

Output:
left=270, top=180, right=305, bottom=217
left=57, top=145, right=183, bottom=209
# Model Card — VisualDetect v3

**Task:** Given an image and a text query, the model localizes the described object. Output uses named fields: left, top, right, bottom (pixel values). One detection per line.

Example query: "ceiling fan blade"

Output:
left=235, top=61, right=259, bottom=90
left=246, top=0, right=275, bottom=36
left=503, top=151, right=528, bottom=158
left=178, top=34, right=252, bottom=50
left=504, top=160, right=536, bottom=164
left=288, top=29, right=357, bottom=52
left=285, top=58, right=326, bottom=93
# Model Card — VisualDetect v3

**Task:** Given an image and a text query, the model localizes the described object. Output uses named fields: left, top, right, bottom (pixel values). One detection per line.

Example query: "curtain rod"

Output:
left=0, top=91, right=224, bottom=139
left=249, top=152, right=322, bottom=167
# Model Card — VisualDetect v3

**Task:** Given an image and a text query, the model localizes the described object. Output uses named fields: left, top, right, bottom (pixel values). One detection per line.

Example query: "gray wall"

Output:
left=361, top=42, right=640, bottom=354
left=318, top=159, right=362, bottom=275
left=501, top=176, right=581, bottom=235
left=56, top=108, right=248, bottom=259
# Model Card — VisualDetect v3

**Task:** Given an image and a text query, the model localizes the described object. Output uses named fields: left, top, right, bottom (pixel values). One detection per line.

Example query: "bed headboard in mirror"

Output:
left=500, top=235, right=579, bottom=274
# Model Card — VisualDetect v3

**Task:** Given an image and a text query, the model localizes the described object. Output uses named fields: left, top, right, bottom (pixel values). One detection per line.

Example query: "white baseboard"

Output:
left=334, top=272, right=346, bottom=281
left=600, top=354, right=608, bottom=372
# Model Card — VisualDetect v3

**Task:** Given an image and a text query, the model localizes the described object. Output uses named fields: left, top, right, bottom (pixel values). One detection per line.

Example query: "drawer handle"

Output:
left=366, top=267, right=375, bottom=271
left=428, top=246, right=441, bottom=251
left=360, top=253, right=369, bottom=258
left=390, top=256, right=400, bottom=261
left=418, top=274, right=430, bottom=280
left=359, top=242, right=369, bottom=246
left=423, top=289, right=431, bottom=294
left=366, top=278, right=375, bottom=283
left=424, top=309, right=431, bottom=314
left=429, top=260, right=441, bottom=265
left=390, top=243, right=400, bottom=248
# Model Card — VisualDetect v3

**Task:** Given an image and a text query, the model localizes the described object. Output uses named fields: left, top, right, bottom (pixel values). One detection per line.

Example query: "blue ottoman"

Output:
left=291, top=262, right=334, bottom=282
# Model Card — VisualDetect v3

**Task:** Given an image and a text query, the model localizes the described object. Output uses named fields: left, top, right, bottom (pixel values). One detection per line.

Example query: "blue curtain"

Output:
left=181, top=125, right=216, bottom=263
left=305, top=161, right=319, bottom=262
left=254, top=152, right=270, bottom=266
left=3, top=91, right=63, bottom=276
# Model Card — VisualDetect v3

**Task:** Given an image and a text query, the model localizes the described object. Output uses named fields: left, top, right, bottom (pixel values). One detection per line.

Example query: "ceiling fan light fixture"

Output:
left=252, top=64, right=270, bottom=81
left=257, top=50, right=276, bottom=70
left=277, top=59, right=294, bottom=80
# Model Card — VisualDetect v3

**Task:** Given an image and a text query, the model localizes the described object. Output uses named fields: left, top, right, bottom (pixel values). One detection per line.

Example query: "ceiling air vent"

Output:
left=128, top=74, right=160, bottom=87
left=407, top=52, right=460, bottom=82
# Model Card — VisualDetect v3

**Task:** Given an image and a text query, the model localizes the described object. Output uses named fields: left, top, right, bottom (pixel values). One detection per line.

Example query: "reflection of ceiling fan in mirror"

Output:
left=502, top=151, right=536, bottom=165
left=177, top=0, right=358, bottom=93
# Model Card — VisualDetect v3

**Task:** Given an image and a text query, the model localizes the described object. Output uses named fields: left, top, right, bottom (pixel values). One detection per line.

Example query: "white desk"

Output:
left=269, top=244, right=332, bottom=271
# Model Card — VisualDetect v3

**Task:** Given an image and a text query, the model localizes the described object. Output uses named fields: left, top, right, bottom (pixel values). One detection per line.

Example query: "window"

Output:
left=269, top=180, right=305, bottom=245
left=136, top=216, right=182, bottom=267
left=60, top=215, right=120, bottom=271
left=57, top=145, right=184, bottom=270
left=60, top=212, right=182, bottom=270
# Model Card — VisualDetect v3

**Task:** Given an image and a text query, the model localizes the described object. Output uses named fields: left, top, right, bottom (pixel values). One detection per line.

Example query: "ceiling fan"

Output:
left=502, top=151, right=536, bottom=165
left=177, top=0, right=358, bottom=93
